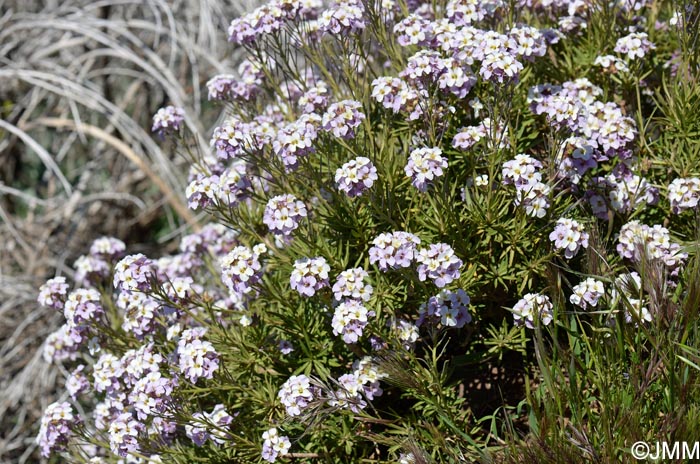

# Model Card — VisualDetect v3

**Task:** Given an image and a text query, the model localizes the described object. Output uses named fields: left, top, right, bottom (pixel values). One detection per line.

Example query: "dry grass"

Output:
left=0, top=0, right=258, bottom=460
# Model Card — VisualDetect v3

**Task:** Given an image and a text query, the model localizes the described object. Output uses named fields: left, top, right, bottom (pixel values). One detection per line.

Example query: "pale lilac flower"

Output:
left=177, top=328, right=220, bottom=383
left=278, top=340, right=294, bottom=354
left=290, top=257, right=330, bottom=297
left=273, top=114, right=321, bottom=170
left=108, top=412, right=143, bottom=457
left=185, top=412, right=209, bottom=446
left=570, top=278, right=605, bottom=310
left=614, top=32, right=655, bottom=60
left=186, top=174, right=218, bottom=210
left=328, top=372, right=366, bottom=411
left=278, top=374, right=315, bottom=416
left=416, top=243, right=462, bottom=288
left=298, top=83, right=330, bottom=113
left=129, top=371, right=176, bottom=420
left=220, top=245, right=265, bottom=295
left=371, top=76, right=411, bottom=113
left=186, top=404, right=234, bottom=446
left=322, top=100, right=365, bottom=139
left=549, top=218, right=589, bottom=259
left=66, top=365, right=90, bottom=399
left=64, top=288, right=103, bottom=328
left=668, top=177, right=700, bottom=214
left=36, top=401, right=78, bottom=457
left=332, top=268, right=373, bottom=302
left=332, top=299, right=375, bottom=343
left=393, top=14, right=433, bottom=46
left=509, top=25, right=547, bottom=61
left=89, top=237, right=126, bottom=261
left=262, top=428, right=291, bottom=463
left=480, top=49, right=524, bottom=83
left=121, top=343, right=163, bottom=389
left=405, top=147, right=448, bottom=192
left=502, top=154, right=543, bottom=189
left=38, top=276, right=69, bottom=310
left=335, top=157, right=378, bottom=197
left=206, top=74, right=237, bottom=100
left=119, top=291, right=162, bottom=339
left=113, top=254, right=156, bottom=292
left=369, top=231, right=421, bottom=271
left=594, top=54, right=629, bottom=73
left=263, top=194, right=308, bottom=236
left=43, top=324, right=80, bottom=363
left=511, top=293, right=553, bottom=329
left=93, top=353, right=124, bottom=394
left=317, top=3, right=366, bottom=35
left=211, top=117, right=250, bottom=160
left=391, top=318, right=420, bottom=349
left=617, top=221, right=687, bottom=274
left=418, top=289, right=472, bottom=328
left=329, top=358, right=385, bottom=411
left=610, top=272, right=652, bottom=325
left=152, top=106, right=185, bottom=136
left=453, top=124, right=487, bottom=150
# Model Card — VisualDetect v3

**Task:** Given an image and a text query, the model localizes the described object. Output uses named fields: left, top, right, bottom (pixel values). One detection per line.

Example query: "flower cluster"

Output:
left=278, top=374, right=316, bottom=417
left=594, top=54, right=629, bottom=73
left=502, top=154, right=550, bottom=218
left=391, top=318, right=420, bottom=349
left=262, top=428, right=292, bottom=463
left=668, top=177, right=700, bottom=214
left=177, top=328, right=220, bottom=383
left=185, top=404, right=234, bottom=446
left=66, top=365, right=90, bottom=399
left=273, top=114, right=321, bottom=170
left=90, top=236, right=126, bottom=261
left=322, top=100, right=365, bottom=139
left=220, top=244, right=266, bottom=295
left=332, top=267, right=373, bottom=302
left=418, top=289, right=472, bottom=328
left=335, top=157, right=378, bottom=197
left=570, top=278, right=605, bottom=310
left=113, top=254, right=157, bottom=292
left=332, top=299, right=375, bottom=343
left=511, top=293, right=553, bottom=329
left=129, top=371, right=177, bottom=420
left=263, top=194, right=308, bottom=236
left=317, top=2, right=366, bottom=35
left=616, top=221, right=687, bottom=279
left=290, top=256, right=330, bottom=296
left=227, top=0, right=315, bottom=44
left=38, top=276, right=69, bottom=310
left=119, top=291, right=162, bottom=339
left=211, top=117, right=250, bottom=160
left=369, top=231, right=421, bottom=271
left=108, top=412, right=143, bottom=457
left=416, top=243, right=463, bottom=288
left=404, top=147, right=448, bottom=192
left=371, top=76, right=412, bottom=113
left=614, top=32, right=655, bottom=60
left=36, top=402, right=78, bottom=457
left=152, top=105, right=185, bottom=136
left=549, top=218, right=589, bottom=259
left=298, top=83, right=330, bottom=113
left=62, top=288, right=104, bottom=342
left=328, top=358, right=384, bottom=412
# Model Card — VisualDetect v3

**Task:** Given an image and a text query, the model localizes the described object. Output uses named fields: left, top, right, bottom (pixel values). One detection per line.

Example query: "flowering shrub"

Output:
left=35, top=0, right=700, bottom=462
